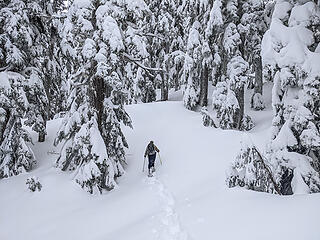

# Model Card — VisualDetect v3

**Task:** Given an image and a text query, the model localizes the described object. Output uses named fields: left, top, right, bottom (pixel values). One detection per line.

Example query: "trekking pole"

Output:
left=158, top=152, right=162, bottom=165
left=143, top=157, right=146, bottom=172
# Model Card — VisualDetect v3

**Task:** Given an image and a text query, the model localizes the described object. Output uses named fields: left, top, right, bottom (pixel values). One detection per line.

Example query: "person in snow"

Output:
left=144, top=141, right=160, bottom=175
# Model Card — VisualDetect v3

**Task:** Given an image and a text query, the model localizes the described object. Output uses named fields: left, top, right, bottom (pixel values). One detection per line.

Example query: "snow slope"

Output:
left=0, top=91, right=320, bottom=240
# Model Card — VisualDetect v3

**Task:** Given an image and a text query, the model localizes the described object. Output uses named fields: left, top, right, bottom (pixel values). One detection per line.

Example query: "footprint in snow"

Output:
left=144, top=175, right=189, bottom=240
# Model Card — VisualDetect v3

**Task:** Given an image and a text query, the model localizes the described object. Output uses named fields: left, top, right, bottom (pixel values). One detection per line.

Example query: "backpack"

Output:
left=147, top=143, right=156, bottom=155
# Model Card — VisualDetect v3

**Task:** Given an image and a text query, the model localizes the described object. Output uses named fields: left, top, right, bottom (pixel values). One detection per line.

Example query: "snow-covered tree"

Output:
left=143, top=0, right=184, bottom=101
left=0, top=0, right=61, bottom=177
left=0, top=72, right=35, bottom=179
left=40, top=2, right=69, bottom=119
left=255, top=0, right=320, bottom=194
left=208, top=0, right=253, bottom=130
left=183, top=21, right=202, bottom=110
left=24, top=70, right=48, bottom=142
left=181, top=0, right=215, bottom=110
left=55, top=0, right=134, bottom=193
left=0, top=0, right=62, bottom=142
left=238, top=0, right=267, bottom=110
left=228, top=0, right=320, bottom=194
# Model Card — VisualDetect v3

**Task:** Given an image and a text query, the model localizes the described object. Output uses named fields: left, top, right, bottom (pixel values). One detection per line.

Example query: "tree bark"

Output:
left=160, top=40, right=170, bottom=101
left=254, top=56, right=263, bottom=95
left=92, top=76, right=106, bottom=128
left=235, top=86, right=245, bottom=129
left=199, top=63, right=209, bottom=107
left=160, top=72, right=168, bottom=101
left=38, top=119, right=47, bottom=142
left=38, top=132, right=46, bottom=142
left=174, top=63, right=181, bottom=91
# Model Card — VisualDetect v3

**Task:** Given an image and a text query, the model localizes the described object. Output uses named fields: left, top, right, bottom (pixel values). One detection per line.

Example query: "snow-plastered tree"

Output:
left=0, top=0, right=54, bottom=177
left=144, top=0, right=184, bottom=101
left=182, top=0, right=214, bottom=110
left=55, top=0, right=141, bottom=194
left=1, top=0, right=67, bottom=143
left=231, top=0, right=320, bottom=195
left=238, top=0, right=267, bottom=110
left=0, top=72, right=35, bottom=178
left=209, top=0, right=254, bottom=130
left=39, top=1, right=69, bottom=119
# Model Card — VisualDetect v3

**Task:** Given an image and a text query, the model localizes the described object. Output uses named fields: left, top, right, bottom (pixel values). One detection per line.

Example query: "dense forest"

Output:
left=0, top=0, right=319, bottom=195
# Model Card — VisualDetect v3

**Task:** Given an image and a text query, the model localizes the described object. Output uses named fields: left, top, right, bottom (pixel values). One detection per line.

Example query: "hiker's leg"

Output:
left=148, top=155, right=152, bottom=170
left=150, top=154, right=156, bottom=169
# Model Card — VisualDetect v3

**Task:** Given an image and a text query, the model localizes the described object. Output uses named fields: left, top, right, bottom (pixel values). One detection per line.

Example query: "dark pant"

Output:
left=148, top=154, right=156, bottom=170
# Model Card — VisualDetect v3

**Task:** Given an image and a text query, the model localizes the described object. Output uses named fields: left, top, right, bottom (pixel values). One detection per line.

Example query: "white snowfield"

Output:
left=1, top=94, right=320, bottom=240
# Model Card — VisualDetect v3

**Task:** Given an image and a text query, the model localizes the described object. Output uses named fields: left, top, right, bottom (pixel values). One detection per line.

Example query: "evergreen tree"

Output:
left=209, top=0, right=253, bottom=130
left=0, top=0, right=66, bottom=143
left=255, top=0, right=320, bottom=194
left=144, top=0, right=184, bottom=101
left=238, top=0, right=267, bottom=110
left=0, top=0, right=52, bottom=177
left=0, top=72, right=35, bottom=179
left=182, top=0, right=214, bottom=110
left=55, top=0, right=135, bottom=193
left=183, top=20, right=202, bottom=110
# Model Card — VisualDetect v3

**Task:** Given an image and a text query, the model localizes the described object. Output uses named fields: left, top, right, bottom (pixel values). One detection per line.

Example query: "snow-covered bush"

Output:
left=201, top=107, right=216, bottom=128
left=251, top=93, right=265, bottom=110
left=229, top=120, right=320, bottom=195
left=266, top=117, right=320, bottom=194
left=212, top=82, right=239, bottom=130
left=26, top=177, right=42, bottom=192
left=227, top=142, right=278, bottom=194
left=240, top=115, right=254, bottom=131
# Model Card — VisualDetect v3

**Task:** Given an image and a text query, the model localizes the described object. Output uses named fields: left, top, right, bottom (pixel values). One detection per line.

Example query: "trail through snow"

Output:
left=145, top=176, right=189, bottom=240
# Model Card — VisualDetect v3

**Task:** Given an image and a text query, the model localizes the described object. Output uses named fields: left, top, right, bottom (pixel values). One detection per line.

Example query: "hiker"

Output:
left=144, top=141, right=160, bottom=176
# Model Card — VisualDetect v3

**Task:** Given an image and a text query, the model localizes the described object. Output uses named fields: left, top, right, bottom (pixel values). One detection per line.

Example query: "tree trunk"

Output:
left=92, top=76, right=106, bottom=128
left=254, top=56, right=263, bottom=95
left=160, top=72, right=168, bottom=101
left=174, top=63, right=181, bottom=91
left=199, top=63, right=209, bottom=107
left=38, top=119, right=47, bottom=142
left=0, top=108, right=9, bottom=144
left=160, top=41, right=170, bottom=101
left=38, top=132, right=46, bottom=142
left=235, top=86, right=245, bottom=129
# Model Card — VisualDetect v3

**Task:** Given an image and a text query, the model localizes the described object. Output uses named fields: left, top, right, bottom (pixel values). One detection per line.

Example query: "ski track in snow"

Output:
left=144, top=176, right=189, bottom=240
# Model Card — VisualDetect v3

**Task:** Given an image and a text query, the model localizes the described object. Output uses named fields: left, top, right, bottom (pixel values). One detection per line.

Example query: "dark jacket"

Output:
left=144, top=142, right=159, bottom=157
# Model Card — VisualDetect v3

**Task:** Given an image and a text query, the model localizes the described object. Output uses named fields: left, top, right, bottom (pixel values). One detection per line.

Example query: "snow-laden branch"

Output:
left=0, top=66, right=12, bottom=72
left=136, top=32, right=165, bottom=41
left=122, top=53, right=164, bottom=77
left=24, top=9, right=67, bottom=19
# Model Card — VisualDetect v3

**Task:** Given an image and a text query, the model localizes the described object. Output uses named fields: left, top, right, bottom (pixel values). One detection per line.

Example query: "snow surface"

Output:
left=0, top=89, right=320, bottom=240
